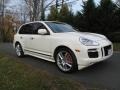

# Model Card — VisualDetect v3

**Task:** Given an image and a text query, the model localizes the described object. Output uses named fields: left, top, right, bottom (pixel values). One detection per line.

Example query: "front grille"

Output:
left=101, top=48, right=104, bottom=57
left=103, top=45, right=112, bottom=56
left=88, top=49, right=98, bottom=58
left=88, top=45, right=112, bottom=58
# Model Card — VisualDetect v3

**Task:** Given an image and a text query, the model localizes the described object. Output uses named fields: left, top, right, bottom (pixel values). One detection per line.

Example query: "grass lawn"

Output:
left=0, top=54, right=86, bottom=90
left=113, top=43, right=120, bottom=51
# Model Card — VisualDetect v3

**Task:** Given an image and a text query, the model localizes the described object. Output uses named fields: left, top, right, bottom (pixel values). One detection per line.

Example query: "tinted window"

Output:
left=32, top=23, right=47, bottom=34
left=45, top=22, right=76, bottom=33
left=19, top=24, right=33, bottom=34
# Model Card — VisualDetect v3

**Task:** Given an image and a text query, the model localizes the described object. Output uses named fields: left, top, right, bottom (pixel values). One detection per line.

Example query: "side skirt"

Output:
left=24, top=49, right=55, bottom=62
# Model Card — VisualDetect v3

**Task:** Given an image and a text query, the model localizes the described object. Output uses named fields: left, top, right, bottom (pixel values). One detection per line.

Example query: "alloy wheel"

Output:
left=16, top=44, right=22, bottom=56
left=56, top=51, right=73, bottom=72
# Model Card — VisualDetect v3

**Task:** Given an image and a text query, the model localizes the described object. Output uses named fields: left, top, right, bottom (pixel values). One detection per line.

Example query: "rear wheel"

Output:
left=15, top=43, right=24, bottom=57
left=55, top=48, right=78, bottom=73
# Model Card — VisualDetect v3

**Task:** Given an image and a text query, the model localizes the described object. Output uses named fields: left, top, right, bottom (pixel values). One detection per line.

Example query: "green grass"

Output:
left=0, top=54, right=85, bottom=90
left=113, top=43, right=120, bottom=51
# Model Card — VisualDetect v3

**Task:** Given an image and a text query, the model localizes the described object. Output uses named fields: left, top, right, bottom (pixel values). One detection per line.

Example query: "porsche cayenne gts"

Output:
left=13, top=21, right=113, bottom=72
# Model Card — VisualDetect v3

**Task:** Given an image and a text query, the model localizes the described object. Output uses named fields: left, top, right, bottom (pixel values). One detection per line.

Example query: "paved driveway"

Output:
left=0, top=43, right=120, bottom=90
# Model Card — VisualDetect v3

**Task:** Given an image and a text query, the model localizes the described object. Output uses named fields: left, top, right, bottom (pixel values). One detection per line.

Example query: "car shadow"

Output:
left=79, top=60, right=109, bottom=72
left=20, top=55, right=111, bottom=75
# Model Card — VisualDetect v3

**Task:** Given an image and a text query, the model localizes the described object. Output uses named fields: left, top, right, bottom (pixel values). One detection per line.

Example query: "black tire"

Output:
left=55, top=47, right=78, bottom=73
left=15, top=43, right=24, bottom=57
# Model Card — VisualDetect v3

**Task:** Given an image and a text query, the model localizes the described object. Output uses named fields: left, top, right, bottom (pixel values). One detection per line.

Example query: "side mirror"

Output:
left=38, top=29, right=48, bottom=35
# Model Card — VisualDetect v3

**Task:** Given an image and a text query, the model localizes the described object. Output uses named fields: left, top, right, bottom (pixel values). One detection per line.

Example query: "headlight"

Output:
left=79, top=37, right=99, bottom=46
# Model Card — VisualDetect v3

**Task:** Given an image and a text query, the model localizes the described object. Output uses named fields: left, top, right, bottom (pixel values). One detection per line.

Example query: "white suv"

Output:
left=13, top=21, right=113, bottom=72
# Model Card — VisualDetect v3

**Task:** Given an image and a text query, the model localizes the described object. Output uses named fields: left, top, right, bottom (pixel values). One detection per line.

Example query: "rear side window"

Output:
left=19, top=24, right=33, bottom=34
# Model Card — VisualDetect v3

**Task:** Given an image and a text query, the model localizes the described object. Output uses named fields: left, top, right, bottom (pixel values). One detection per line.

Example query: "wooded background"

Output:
left=0, top=0, right=120, bottom=42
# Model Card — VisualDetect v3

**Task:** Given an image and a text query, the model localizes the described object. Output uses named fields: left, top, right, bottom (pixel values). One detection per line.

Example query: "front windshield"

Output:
left=45, top=22, right=76, bottom=33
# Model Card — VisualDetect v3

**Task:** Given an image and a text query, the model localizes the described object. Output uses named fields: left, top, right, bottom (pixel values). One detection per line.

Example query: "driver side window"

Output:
left=32, top=23, right=47, bottom=34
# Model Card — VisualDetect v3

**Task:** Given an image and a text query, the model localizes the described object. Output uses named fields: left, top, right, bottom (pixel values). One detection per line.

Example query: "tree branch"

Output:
left=44, top=0, right=55, bottom=9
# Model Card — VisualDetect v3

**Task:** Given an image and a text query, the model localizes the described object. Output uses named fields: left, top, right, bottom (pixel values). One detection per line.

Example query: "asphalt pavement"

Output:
left=0, top=43, right=120, bottom=90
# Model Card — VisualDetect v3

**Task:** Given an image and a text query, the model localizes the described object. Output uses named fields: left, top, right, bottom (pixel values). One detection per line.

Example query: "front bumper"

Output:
left=75, top=42, right=113, bottom=70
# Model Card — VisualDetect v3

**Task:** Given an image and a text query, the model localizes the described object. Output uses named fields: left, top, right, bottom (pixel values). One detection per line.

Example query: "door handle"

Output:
left=30, top=37, right=34, bottom=40
left=20, top=36, right=23, bottom=39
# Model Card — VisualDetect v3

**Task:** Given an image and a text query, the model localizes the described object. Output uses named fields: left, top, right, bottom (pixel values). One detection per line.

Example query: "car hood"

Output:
left=54, top=32, right=107, bottom=41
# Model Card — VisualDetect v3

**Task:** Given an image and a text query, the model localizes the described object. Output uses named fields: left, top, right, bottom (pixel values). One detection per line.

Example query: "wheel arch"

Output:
left=53, top=45, right=78, bottom=72
left=15, top=41, right=21, bottom=47
left=53, top=45, right=75, bottom=60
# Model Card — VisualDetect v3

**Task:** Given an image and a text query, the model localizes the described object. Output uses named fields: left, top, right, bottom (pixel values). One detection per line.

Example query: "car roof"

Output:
left=23, top=21, right=63, bottom=25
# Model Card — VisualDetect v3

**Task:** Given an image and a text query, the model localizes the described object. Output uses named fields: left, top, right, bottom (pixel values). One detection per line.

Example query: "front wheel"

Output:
left=15, top=43, right=24, bottom=57
left=55, top=48, right=78, bottom=73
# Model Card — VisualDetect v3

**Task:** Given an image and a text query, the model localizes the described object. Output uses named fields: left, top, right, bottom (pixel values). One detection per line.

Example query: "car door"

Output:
left=27, top=22, right=51, bottom=56
left=19, top=24, right=34, bottom=50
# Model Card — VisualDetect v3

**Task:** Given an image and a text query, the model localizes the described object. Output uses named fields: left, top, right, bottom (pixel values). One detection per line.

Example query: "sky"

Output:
left=7, top=0, right=117, bottom=13
left=7, top=0, right=99, bottom=12
left=72, top=0, right=100, bottom=12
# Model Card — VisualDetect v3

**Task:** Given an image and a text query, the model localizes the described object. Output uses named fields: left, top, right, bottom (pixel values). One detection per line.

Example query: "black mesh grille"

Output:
left=104, top=45, right=112, bottom=56
left=88, top=49, right=98, bottom=58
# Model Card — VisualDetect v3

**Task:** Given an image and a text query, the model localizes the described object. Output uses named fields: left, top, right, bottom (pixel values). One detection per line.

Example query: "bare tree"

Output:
left=24, top=0, right=55, bottom=21
left=116, top=0, right=120, bottom=7
left=0, top=0, right=11, bottom=41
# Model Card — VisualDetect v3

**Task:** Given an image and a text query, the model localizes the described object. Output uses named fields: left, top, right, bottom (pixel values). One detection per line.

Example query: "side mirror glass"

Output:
left=38, top=29, right=48, bottom=35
